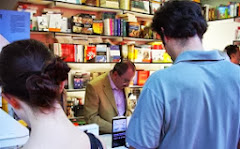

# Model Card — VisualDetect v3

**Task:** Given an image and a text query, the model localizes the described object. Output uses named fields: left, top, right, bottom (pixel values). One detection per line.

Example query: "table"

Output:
left=99, top=134, right=127, bottom=149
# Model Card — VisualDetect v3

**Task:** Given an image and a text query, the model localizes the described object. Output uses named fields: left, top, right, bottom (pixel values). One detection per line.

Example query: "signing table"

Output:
left=100, top=134, right=127, bottom=149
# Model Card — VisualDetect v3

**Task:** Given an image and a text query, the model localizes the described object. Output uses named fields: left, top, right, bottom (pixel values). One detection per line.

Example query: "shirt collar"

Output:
left=108, top=72, right=118, bottom=90
left=174, top=50, right=226, bottom=64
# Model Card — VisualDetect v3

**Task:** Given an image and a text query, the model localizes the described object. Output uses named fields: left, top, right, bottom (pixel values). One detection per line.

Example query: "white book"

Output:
left=37, top=15, right=48, bottom=31
left=104, top=18, right=110, bottom=36
left=76, top=45, right=84, bottom=62
left=53, top=43, right=61, bottom=56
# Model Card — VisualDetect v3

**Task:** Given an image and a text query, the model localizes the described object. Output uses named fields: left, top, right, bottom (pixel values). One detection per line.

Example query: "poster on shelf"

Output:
left=0, top=9, right=30, bottom=51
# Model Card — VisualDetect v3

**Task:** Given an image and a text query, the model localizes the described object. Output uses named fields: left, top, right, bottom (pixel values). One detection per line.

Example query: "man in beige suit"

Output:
left=84, top=60, right=136, bottom=134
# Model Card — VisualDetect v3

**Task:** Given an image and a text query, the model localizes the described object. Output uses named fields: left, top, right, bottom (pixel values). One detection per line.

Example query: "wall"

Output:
left=0, top=0, right=18, bottom=10
left=202, top=18, right=239, bottom=51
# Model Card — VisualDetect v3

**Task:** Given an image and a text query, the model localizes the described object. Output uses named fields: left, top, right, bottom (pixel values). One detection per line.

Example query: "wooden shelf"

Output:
left=19, top=0, right=52, bottom=5
left=30, top=31, right=52, bottom=34
left=123, top=10, right=153, bottom=19
left=67, top=62, right=172, bottom=71
left=66, top=88, right=85, bottom=92
left=55, top=32, right=122, bottom=40
left=53, top=1, right=122, bottom=13
left=30, top=31, right=161, bottom=43
left=123, top=37, right=159, bottom=42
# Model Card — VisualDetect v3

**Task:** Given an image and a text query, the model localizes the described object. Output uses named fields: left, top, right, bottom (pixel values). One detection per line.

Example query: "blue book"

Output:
left=0, top=10, right=30, bottom=43
left=114, top=19, right=118, bottom=36
left=117, top=19, right=121, bottom=36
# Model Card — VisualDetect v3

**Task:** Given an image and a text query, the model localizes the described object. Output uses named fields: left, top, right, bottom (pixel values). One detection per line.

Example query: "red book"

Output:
left=239, top=3, right=240, bottom=17
left=85, top=45, right=96, bottom=62
left=61, top=44, right=75, bottom=62
left=137, top=70, right=149, bottom=86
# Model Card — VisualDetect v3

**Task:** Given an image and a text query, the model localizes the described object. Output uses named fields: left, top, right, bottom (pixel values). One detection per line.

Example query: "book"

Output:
left=61, top=44, right=75, bottom=62
left=112, top=116, right=127, bottom=148
left=37, top=15, right=48, bottom=31
left=109, top=45, right=121, bottom=62
left=120, top=45, right=128, bottom=60
left=141, top=45, right=151, bottom=63
left=151, top=49, right=165, bottom=63
left=103, top=18, right=111, bottom=36
left=93, top=19, right=103, bottom=35
left=75, top=45, right=84, bottom=62
left=0, top=10, right=30, bottom=44
left=150, top=1, right=161, bottom=14
left=100, top=0, right=119, bottom=9
left=119, top=0, right=130, bottom=10
left=127, top=22, right=140, bottom=37
left=73, top=72, right=90, bottom=89
left=128, top=44, right=135, bottom=61
left=48, top=13, right=62, bottom=32
left=96, top=44, right=107, bottom=62
left=85, top=45, right=96, bottom=62
left=130, top=0, right=150, bottom=14
left=137, top=70, right=149, bottom=86
left=134, top=46, right=142, bottom=62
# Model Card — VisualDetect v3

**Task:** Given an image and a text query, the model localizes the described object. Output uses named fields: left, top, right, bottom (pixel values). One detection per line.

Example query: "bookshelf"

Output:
left=19, top=0, right=172, bottom=97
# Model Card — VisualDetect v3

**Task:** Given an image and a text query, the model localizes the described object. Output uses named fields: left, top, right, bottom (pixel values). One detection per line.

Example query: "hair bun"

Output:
left=26, top=74, right=58, bottom=109
left=43, top=57, right=70, bottom=84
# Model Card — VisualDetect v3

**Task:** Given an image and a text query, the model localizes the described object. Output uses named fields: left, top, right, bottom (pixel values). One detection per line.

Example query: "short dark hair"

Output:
left=152, top=1, right=208, bottom=40
left=0, top=39, right=70, bottom=110
left=112, top=60, right=136, bottom=76
left=224, top=45, right=239, bottom=58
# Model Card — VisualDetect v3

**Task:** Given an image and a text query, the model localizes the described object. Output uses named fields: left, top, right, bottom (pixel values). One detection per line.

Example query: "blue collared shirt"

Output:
left=126, top=50, right=240, bottom=149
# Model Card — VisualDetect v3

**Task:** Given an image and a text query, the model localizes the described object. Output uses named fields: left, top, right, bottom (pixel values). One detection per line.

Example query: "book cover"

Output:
left=96, top=44, right=107, bottom=62
left=61, top=44, right=75, bottom=62
left=0, top=10, right=30, bottom=44
left=127, top=22, right=140, bottom=37
left=137, top=70, right=149, bottom=86
left=85, top=45, right=96, bottom=62
left=112, top=116, right=127, bottom=148
left=142, top=46, right=151, bottom=63
left=134, top=46, right=142, bottom=62
left=110, top=45, right=121, bottom=62
left=150, top=1, right=161, bottom=14
left=151, top=49, right=165, bottom=63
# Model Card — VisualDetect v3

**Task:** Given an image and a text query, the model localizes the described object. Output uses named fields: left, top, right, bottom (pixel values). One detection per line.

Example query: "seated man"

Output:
left=84, top=60, right=136, bottom=134
left=224, top=45, right=240, bottom=65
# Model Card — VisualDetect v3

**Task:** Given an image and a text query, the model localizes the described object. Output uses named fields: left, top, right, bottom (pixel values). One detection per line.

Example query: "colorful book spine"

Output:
left=85, top=45, right=96, bottom=62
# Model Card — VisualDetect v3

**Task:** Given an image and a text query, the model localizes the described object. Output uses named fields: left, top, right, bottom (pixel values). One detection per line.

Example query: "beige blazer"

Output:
left=84, top=72, right=131, bottom=134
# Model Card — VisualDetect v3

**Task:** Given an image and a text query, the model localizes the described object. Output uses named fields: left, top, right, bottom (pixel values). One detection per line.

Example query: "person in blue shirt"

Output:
left=126, top=1, right=240, bottom=149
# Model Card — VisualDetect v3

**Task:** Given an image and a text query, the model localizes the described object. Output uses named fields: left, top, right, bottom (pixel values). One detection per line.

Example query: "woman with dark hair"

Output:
left=0, top=39, right=104, bottom=149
